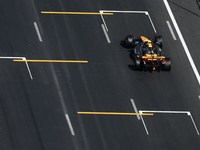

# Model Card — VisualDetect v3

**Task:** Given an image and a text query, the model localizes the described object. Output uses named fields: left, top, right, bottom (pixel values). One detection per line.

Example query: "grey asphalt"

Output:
left=0, top=0, right=200, bottom=150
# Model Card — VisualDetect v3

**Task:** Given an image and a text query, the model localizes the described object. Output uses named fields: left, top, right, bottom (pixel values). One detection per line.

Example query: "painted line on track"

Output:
left=77, top=112, right=153, bottom=115
left=145, top=12, right=157, bottom=33
left=163, top=0, right=200, bottom=86
left=100, top=11, right=108, bottom=31
left=188, top=112, right=200, bottom=135
left=65, top=114, right=75, bottom=136
left=139, top=110, right=199, bottom=135
left=33, top=22, right=42, bottom=42
left=101, top=24, right=111, bottom=43
left=130, top=99, right=140, bottom=120
left=166, top=21, right=177, bottom=40
left=0, top=56, right=33, bottom=79
left=22, top=58, right=33, bottom=79
left=13, top=59, right=88, bottom=63
left=100, top=10, right=147, bottom=13
left=99, top=10, right=157, bottom=33
left=41, top=11, right=113, bottom=15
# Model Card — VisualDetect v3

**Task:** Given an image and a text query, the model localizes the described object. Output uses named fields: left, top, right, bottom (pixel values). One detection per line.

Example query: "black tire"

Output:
left=134, top=57, right=143, bottom=70
left=125, top=35, right=134, bottom=48
left=162, top=58, right=171, bottom=71
left=155, top=35, right=163, bottom=48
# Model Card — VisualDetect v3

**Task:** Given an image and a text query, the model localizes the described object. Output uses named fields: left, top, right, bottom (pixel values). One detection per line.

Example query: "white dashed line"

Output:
left=101, top=24, right=111, bottom=43
left=65, top=114, right=75, bottom=136
left=33, top=22, right=43, bottom=42
left=166, top=21, right=177, bottom=40
left=164, top=0, right=200, bottom=86
left=130, top=99, right=140, bottom=120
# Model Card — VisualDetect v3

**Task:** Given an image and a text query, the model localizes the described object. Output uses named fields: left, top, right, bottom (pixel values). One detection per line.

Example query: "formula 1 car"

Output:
left=124, top=35, right=171, bottom=71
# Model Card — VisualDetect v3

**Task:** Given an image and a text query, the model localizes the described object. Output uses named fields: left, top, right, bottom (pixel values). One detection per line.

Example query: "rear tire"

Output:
left=162, top=58, right=171, bottom=71
left=125, top=35, right=134, bottom=48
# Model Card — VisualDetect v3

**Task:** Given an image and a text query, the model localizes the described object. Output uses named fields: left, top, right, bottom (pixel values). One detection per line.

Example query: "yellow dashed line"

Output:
left=41, top=11, right=113, bottom=15
left=13, top=60, right=88, bottom=63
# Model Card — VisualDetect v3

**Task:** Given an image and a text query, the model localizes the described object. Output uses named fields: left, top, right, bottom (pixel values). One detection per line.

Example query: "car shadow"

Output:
left=120, top=40, right=126, bottom=48
left=129, top=51, right=134, bottom=61
left=128, top=65, right=134, bottom=71
left=197, top=1, right=200, bottom=10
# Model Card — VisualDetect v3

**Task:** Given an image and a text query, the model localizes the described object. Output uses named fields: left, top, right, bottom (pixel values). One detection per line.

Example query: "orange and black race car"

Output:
left=124, top=35, right=171, bottom=71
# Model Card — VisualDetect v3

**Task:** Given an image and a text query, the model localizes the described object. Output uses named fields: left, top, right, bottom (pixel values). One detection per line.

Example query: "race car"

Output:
left=124, top=35, right=171, bottom=71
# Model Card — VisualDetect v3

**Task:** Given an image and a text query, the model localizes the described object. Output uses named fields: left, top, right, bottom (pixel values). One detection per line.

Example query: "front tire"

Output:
left=155, top=35, right=163, bottom=48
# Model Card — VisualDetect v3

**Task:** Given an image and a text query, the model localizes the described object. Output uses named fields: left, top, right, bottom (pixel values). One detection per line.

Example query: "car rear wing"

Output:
left=142, top=56, right=165, bottom=59
left=142, top=55, right=166, bottom=62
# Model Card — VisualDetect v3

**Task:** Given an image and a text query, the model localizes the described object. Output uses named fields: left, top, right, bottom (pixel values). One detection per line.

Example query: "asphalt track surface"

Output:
left=0, top=0, right=200, bottom=150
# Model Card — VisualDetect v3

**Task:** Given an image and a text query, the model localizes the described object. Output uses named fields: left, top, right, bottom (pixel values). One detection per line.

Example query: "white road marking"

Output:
left=139, top=114, right=149, bottom=135
left=0, top=56, right=33, bottom=79
left=99, top=11, right=108, bottom=31
left=99, top=10, right=157, bottom=33
left=199, top=95, right=200, bottom=100
left=130, top=99, right=140, bottom=120
left=163, top=0, right=200, bottom=86
left=51, top=69, right=74, bottom=136
left=139, top=110, right=199, bottom=135
left=0, top=57, right=25, bottom=59
left=22, top=58, right=33, bottom=79
left=188, top=112, right=200, bottom=135
left=140, top=110, right=190, bottom=114
left=100, top=10, right=147, bottom=13
left=65, top=114, right=75, bottom=136
left=33, top=22, right=43, bottom=42
left=166, top=21, right=177, bottom=40
left=145, top=12, right=157, bottom=33
left=101, top=24, right=111, bottom=43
